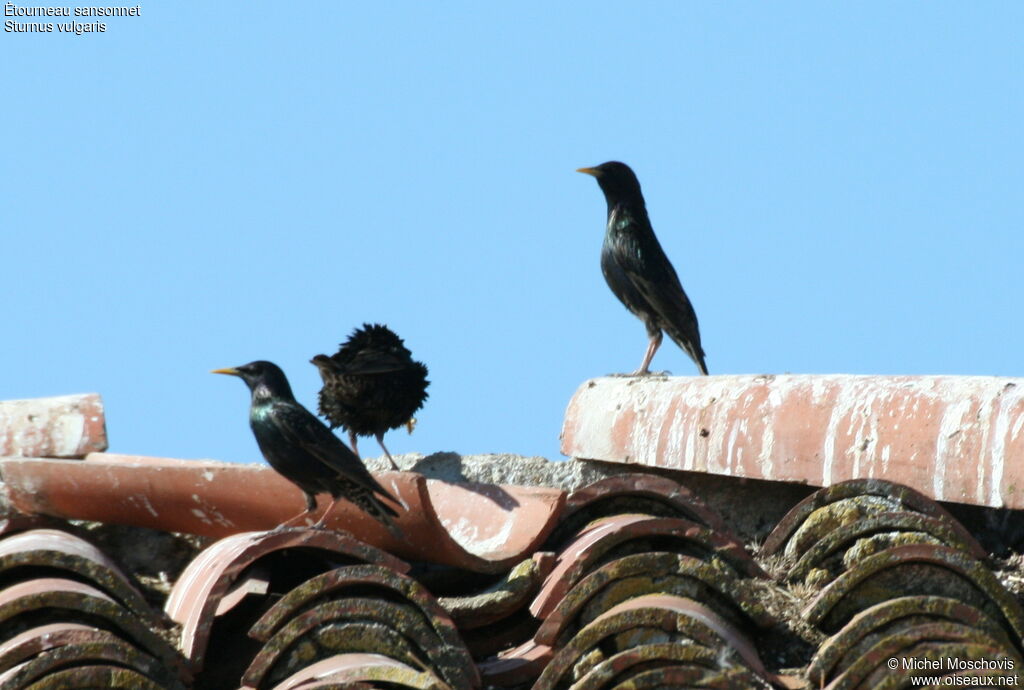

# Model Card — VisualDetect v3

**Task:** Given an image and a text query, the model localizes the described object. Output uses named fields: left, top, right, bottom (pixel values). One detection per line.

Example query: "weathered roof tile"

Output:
left=0, top=393, right=106, bottom=459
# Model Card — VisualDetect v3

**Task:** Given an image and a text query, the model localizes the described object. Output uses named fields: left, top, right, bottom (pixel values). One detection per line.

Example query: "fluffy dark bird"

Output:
left=311, top=323, right=430, bottom=470
left=212, top=360, right=402, bottom=537
left=577, top=161, right=708, bottom=376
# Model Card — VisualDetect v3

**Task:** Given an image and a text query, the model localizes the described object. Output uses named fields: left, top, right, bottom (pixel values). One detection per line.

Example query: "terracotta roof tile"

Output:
left=260, top=653, right=446, bottom=689
left=535, top=552, right=774, bottom=648
left=803, top=543, right=1024, bottom=640
left=807, top=595, right=1019, bottom=685
left=0, top=379, right=1022, bottom=687
left=0, top=576, right=188, bottom=685
left=0, top=393, right=106, bottom=459
left=531, top=514, right=765, bottom=622
left=0, top=454, right=565, bottom=573
left=20, top=663, right=169, bottom=689
left=533, top=594, right=771, bottom=689
left=762, top=477, right=986, bottom=558
left=245, top=564, right=478, bottom=689
left=0, top=637, right=179, bottom=689
left=165, top=528, right=408, bottom=674
left=0, top=528, right=160, bottom=623
left=562, top=375, right=1024, bottom=509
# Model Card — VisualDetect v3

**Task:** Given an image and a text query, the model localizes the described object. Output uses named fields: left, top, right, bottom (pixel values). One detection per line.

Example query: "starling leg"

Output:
left=348, top=430, right=360, bottom=457
left=376, top=433, right=399, bottom=470
left=274, top=492, right=318, bottom=530
left=276, top=508, right=313, bottom=530
left=312, top=497, right=337, bottom=529
left=634, top=331, right=664, bottom=375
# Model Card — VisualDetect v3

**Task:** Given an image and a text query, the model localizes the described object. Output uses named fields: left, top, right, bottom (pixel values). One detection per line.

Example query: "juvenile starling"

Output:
left=212, top=360, right=402, bottom=538
left=311, top=324, right=429, bottom=470
left=577, top=161, right=709, bottom=376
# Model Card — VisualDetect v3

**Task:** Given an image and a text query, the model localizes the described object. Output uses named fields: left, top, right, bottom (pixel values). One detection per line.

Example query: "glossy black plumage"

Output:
left=212, top=360, right=402, bottom=537
left=312, top=324, right=430, bottom=470
left=578, top=161, right=708, bottom=376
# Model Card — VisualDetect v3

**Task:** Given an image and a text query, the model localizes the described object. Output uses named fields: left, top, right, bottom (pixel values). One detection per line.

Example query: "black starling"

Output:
left=212, top=360, right=402, bottom=538
left=577, top=161, right=708, bottom=376
left=311, top=324, right=429, bottom=470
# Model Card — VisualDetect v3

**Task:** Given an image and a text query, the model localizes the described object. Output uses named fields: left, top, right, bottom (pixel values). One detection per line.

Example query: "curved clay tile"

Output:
left=808, top=595, right=1018, bottom=685
left=0, top=393, right=107, bottom=458
left=619, top=665, right=760, bottom=688
left=857, top=641, right=1018, bottom=689
left=438, top=554, right=553, bottom=630
left=784, top=496, right=927, bottom=562
left=414, top=478, right=564, bottom=572
left=14, top=664, right=166, bottom=689
left=803, top=543, right=1024, bottom=643
left=0, top=516, right=59, bottom=539
left=477, top=641, right=554, bottom=688
left=0, top=577, right=187, bottom=681
left=535, top=551, right=774, bottom=647
left=763, top=478, right=985, bottom=558
left=164, top=528, right=408, bottom=673
left=245, top=564, right=478, bottom=689
left=570, top=641, right=762, bottom=689
left=265, top=653, right=447, bottom=690
left=0, top=623, right=118, bottom=674
left=816, top=622, right=1020, bottom=689
left=543, top=473, right=732, bottom=550
left=532, top=594, right=769, bottom=690
left=0, top=455, right=565, bottom=573
left=0, top=639, right=182, bottom=689
left=0, top=456, right=412, bottom=544
left=248, top=564, right=433, bottom=640
left=0, top=528, right=159, bottom=623
left=243, top=599, right=471, bottom=689
left=530, top=515, right=765, bottom=620
left=463, top=614, right=544, bottom=661
left=244, top=607, right=433, bottom=688
left=561, top=375, right=1024, bottom=511
left=788, top=511, right=989, bottom=583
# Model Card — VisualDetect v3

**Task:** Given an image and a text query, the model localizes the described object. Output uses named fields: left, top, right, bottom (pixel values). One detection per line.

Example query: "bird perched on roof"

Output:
left=577, top=161, right=708, bottom=376
left=212, top=360, right=402, bottom=538
left=311, top=324, right=430, bottom=470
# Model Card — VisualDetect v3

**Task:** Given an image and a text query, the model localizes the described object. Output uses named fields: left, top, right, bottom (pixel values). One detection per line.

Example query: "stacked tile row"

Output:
left=94, top=472, right=777, bottom=688
left=163, top=529, right=476, bottom=689
left=0, top=521, right=188, bottom=689
left=764, top=478, right=1024, bottom=689
left=472, top=475, right=777, bottom=689
left=0, top=459, right=1022, bottom=687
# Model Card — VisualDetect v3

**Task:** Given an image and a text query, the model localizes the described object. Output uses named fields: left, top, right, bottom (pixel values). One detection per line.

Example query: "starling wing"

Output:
left=607, top=217, right=708, bottom=375
left=266, top=400, right=401, bottom=524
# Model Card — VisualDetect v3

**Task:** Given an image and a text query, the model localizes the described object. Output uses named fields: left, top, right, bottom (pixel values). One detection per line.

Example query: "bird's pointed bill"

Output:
left=211, top=367, right=241, bottom=376
left=576, top=167, right=600, bottom=176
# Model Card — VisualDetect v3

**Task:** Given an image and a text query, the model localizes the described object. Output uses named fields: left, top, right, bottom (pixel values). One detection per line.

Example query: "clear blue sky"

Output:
left=5, top=3, right=1022, bottom=465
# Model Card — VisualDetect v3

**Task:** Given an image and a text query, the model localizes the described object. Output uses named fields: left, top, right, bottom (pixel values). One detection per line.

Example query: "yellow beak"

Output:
left=211, top=367, right=240, bottom=376
left=576, top=167, right=600, bottom=176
